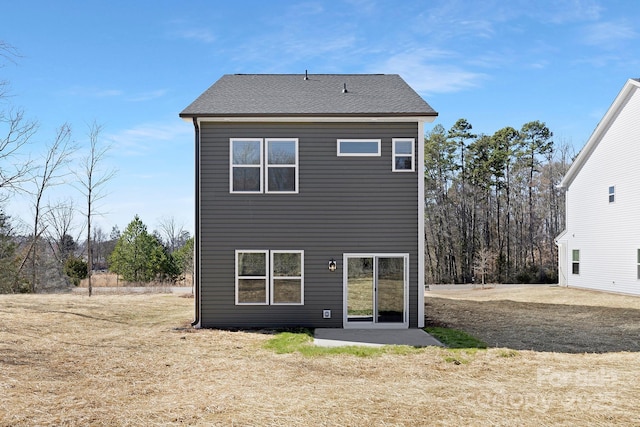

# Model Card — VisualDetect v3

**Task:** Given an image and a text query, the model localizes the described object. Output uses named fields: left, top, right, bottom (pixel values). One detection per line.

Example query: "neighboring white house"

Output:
left=556, top=78, right=640, bottom=295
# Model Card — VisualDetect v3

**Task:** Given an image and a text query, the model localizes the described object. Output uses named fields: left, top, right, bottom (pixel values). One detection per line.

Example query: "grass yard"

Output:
left=1, top=288, right=639, bottom=426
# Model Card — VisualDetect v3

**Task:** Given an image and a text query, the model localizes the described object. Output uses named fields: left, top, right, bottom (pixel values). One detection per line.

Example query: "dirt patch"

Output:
left=426, top=286, right=640, bottom=353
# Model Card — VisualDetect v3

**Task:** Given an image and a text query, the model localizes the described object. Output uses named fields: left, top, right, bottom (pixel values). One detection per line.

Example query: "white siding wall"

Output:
left=564, top=86, right=640, bottom=295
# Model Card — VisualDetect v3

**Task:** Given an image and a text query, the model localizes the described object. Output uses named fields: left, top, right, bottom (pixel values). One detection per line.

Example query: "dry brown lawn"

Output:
left=0, top=288, right=639, bottom=426
left=426, top=285, right=640, bottom=353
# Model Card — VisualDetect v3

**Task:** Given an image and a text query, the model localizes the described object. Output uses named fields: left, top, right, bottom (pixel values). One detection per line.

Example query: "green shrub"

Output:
left=64, top=256, right=88, bottom=286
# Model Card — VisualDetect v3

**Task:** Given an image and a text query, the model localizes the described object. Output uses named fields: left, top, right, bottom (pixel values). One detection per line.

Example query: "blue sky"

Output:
left=3, top=0, right=639, bottom=236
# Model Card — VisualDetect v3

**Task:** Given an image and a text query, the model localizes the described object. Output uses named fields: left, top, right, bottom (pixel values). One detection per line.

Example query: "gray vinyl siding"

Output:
left=199, top=121, right=420, bottom=328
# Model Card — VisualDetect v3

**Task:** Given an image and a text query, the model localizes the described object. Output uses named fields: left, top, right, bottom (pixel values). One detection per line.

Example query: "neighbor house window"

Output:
left=637, top=249, right=640, bottom=280
left=337, top=139, right=381, bottom=156
left=572, top=249, right=580, bottom=275
left=236, top=250, right=304, bottom=305
left=609, top=185, right=615, bottom=203
left=230, top=139, right=263, bottom=193
left=392, top=138, right=415, bottom=172
left=230, top=138, right=298, bottom=193
left=266, top=139, right=298, bottom=193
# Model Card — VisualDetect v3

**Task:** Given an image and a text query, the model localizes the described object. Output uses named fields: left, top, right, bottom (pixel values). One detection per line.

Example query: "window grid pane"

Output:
left=233, top=167, right=261, bottom=192
left=238, top=279, right=267, bottom=303
left=232, top=140, right=261, bottom=165
left=268, top=141, right=296, bottom=165
left=273, top=279, right=302, bottom=304
left=267, top=167, right=296, bottom=192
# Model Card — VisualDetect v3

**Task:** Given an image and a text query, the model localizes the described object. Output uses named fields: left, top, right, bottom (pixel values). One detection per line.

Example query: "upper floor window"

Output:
left=230, top=138, right=298, bottom=193
left=231, top=139, right=263, bottom=193
left=337, top=139, right=381, bottom=156
left=392, top=138, right=415, bottom=172
left=266, top=139, right=298, bottom=193
left=609, top=185, right=615, bottom=203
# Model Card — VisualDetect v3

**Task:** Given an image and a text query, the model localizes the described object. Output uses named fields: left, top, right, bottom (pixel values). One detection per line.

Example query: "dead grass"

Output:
left=79, top=271, right=192, bottom=289
left=426, top=285, right=640, bottom=353
left=0, top=290, right=639, bottom=426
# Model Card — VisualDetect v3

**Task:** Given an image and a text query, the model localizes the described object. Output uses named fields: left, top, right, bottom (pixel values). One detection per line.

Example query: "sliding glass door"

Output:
left=344, top=254, right=408, bottom=327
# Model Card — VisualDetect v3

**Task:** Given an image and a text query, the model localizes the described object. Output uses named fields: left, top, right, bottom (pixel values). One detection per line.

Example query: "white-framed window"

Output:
left=230, top=138, right=298, bottom=194
left=230, top=139, right=263, bottom=193
left=235, top=249, right=304, bottom=305
left=337, top=139, right=381, bottom=156
left=637, top=249, right=640, bottom=280
left=609, top=185, right=615, bottom=203
left=266, top=138, right=298, bottom=193
left=235, top=250, right=269, bottom=304
left=572, top=249, right=580, bottom=275
left=392, top=138, right=415, bottom=172
left=270, top=250, right=304, bottom=305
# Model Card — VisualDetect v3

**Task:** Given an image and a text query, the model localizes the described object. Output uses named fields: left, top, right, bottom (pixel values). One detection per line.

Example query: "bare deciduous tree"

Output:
left=75, top=122, right=116, bottom=296
left=0, top=41, right=37, bottom=200
left=157, top=215, right=186, bottom=253
left=45, top=198, right=79, bottom=263
left=21, top=123, right=75, bottom=292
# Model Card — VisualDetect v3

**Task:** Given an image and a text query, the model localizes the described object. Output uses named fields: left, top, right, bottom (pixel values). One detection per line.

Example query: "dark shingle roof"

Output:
left=180, top=74, right=437, bottom=118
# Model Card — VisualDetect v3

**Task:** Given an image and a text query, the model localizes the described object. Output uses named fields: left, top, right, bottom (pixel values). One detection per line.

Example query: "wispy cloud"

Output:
left=374, top=49, right=486, bottom=94
left=127, top=89, right=168, bottom=102
left=542, top=0, right=603, bottom=24
left=63, top=87, right=123, bottom=98
left=172, top=28, right=216, bottom=43
left=582, top=20, right=637, bottom=48
left=107, top=121, right=192, bottom=157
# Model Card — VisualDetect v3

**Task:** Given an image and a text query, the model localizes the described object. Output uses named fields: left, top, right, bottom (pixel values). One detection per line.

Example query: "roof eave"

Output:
left=559, top=78, right=640, bottom=189
left=180, top=112, right=438, bottom=123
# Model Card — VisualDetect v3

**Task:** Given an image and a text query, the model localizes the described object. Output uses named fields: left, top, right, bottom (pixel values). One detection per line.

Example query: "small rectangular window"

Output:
left=236, top=250, right=268, bottom=304
left=637, top=249, right=640, bottom=280
left=337, top=139, right=381, bottom=156
left=266, top=139, right=298, bottom=193
left=572, top=249, right=580, bottom=275
left=230, top=139, right=263, bottom=193
left=609, top=186, right=615, bottom=203
left=392, top=138, right=415, bottom=172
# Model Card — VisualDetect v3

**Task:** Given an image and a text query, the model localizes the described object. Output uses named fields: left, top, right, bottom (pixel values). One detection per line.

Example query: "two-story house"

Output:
left=180, top=73, right=438, bottom=328
left=557, top=78, right=640, bottom=296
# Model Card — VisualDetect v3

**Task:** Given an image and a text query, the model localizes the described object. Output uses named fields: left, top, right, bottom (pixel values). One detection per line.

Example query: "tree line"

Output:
left=0, top=41, right=193, bottom=294
left=424, top=119, right=574, bottom=284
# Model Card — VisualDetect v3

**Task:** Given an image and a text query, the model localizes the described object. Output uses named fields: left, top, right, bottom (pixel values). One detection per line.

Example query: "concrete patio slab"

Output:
left=314, top=328, right=443, bottom=348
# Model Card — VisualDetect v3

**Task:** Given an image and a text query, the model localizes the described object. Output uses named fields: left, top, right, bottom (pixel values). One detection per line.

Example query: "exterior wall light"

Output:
left=328, top=259, right=337, bottom=272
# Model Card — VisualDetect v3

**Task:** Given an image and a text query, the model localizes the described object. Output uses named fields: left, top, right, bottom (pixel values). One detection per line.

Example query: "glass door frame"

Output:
left=342, top=253, right=409, bottom=329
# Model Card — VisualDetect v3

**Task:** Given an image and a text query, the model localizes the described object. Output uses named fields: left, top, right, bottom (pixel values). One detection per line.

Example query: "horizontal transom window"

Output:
left=337, top=139, right=381, bottom=156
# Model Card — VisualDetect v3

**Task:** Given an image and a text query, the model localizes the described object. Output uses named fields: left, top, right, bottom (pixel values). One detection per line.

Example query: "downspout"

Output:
left=191, top=117, right=201, bottom=327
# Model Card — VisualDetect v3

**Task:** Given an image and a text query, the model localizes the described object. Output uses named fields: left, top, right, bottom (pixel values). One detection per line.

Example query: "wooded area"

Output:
left=424, top=119, right=573, bottom=284
left=0, top=41, right=193, bottom=293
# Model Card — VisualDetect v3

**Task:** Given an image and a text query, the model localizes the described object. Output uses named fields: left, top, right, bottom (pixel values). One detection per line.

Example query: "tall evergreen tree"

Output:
left=109, top=215, right=176, bottom=283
